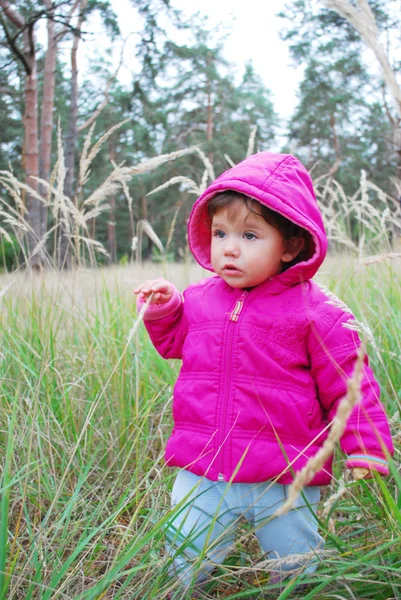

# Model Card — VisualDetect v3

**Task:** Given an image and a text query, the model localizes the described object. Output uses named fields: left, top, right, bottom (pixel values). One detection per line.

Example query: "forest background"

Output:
left=1, top=0, right=401, bottom=270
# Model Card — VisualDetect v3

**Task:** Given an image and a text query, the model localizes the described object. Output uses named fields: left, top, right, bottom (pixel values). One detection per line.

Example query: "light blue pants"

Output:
left=166, top=469, right=323, bottom=587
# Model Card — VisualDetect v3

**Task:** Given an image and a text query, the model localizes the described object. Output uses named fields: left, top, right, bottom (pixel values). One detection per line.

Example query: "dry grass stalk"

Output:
left=0, top=174, right=27, bottom=214
left=166, top=204, right=182, bottom=252
left=233, top=549, right=335, bottom=577
left=55, top=124, right=67, bottom=217
left=224, top=154, right=236, bottom=168
left=138, top=220, right=164, bottom=254
left=0, top=278, right=15, bottom=301
left=275, top=344, right=366, bottom=517
left=200, top=169, right=209, bottom=194
left=0, top=226, right=14, bottom=244
left=147, top=176, right=201, bottom=197
left=136, top=219, right=165, bottom=267
left=246, top=125, right=258, bottom=157
left=0, top=212, right=28, bottom=233
left=195, top=147, right=215, bottom=181
left=317, top=282, right=353, bottom=314
left=127, top=146, right=199, bottom=177
left=322, top=475, right=348, bottom=519
left=84, top=147, right=199, bottom=208
left=314, top=170, right=400, bottom=253
left=323, top=0, right=401, bottom=112
left=127, top=292, right=154, bottom=344
left=0, top=171, right=47, bottom=207
left=77, top=236, right=110, bottom=258
left=79, top=119, right=130, bottom=188
left=358, top=252, right=401, bottom=267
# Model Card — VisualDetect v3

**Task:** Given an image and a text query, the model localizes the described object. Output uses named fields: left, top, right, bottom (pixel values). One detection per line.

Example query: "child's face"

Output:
left=210, top=200, right=293, bottom=288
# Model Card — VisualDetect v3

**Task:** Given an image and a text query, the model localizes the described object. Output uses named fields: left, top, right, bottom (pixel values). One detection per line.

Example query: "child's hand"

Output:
left=134, top=278, right=173, bottom=305
left=352, top=467, right=370, bottom=480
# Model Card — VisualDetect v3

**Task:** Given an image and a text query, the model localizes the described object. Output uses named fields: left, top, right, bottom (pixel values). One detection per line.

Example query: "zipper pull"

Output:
left=230, top=300, right=243, bottom=322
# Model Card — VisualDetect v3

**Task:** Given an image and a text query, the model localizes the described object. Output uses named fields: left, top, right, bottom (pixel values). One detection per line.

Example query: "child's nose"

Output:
left=223, top=238, right=240, bottom=257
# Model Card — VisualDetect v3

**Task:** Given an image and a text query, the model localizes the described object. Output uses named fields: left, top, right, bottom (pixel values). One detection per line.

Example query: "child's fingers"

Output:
left=352, top=467, right=370, bottom=480
left=134, top=279, right=173, bottom=304
left=134, top=279, right=162, bottom=294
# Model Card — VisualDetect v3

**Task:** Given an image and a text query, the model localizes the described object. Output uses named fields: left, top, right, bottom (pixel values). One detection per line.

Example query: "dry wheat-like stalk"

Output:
left=322, top=475, right=348, bottom=519
left=246, top=125, right=258, bottom=157
left=166, top=204, right=182, bottom=252
left=147, top=176, right=201, bottom=197
left=323, top=0, right=401, bottom=112
left=0, top=171, right=47, bottom=207
left=0, top=278, right=15, bottom=302
left=200, top=168, right=209, bottom=194
left=314, top=169, right=400, bottom=253
left=275, top=344, right=365, bottom=517
left=126, top=146, right=199, bottom=177
left=0, top=176, right=27, bottom=214
left=233, top=549, right=335, bottom=577
left=318, top=281, right=377, bottom=353
left=0, top=226, right=14, bottom=243
left=136, top=219, right=165, bottom=267
left=0, top=211, right=28, bottom=233
left=358, top=252, right=401, bottom=267
left=84, top=147, right=199, bottom=208
left=75, top=235, right=110, bottom=258
left=83, top=170, right=124, bottom=207
left=55, top=123, right=67, bottom=217
left=127, top=293, right=154, bottom=344
left=317, top=282, right=353, bottom=314
left=79, top=119, right=131, bottom=188
left=195, top=147, right=215, bottom=181
left=224, top=154, right=236, bottom=168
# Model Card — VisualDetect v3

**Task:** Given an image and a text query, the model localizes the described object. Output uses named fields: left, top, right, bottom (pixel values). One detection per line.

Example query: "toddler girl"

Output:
left=134, top=153, right=393, bottom=590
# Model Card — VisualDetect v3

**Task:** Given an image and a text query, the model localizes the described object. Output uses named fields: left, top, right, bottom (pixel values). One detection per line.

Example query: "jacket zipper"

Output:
left=217, top=291, right=247, bottom=481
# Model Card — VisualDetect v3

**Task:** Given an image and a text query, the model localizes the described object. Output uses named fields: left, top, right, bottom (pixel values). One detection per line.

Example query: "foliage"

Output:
left=278, top=0, right=399, bottom=193
left=1, top=2, right=400, bottom=264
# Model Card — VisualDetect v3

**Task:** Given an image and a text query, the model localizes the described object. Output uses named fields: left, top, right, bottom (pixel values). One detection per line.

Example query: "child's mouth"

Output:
left=222, top=264, right=242, bottom=275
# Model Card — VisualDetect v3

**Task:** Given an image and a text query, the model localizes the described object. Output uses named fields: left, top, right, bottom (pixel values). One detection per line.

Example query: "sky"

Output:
left=111, top=0, right=303, bottom=122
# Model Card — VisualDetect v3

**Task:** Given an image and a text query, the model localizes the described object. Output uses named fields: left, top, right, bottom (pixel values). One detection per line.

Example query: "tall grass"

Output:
left=1, top=133, right=401, bottom=597
left=0, top=256, right=400, bottom=599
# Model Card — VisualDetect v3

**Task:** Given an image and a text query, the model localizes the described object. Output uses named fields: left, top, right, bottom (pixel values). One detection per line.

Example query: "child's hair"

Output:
left=208, top=191, right=312, bottom=270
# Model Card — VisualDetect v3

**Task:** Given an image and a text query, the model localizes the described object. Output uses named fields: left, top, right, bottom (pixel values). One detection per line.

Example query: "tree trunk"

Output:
left=0, top=0, right=43, bottom=269
left=206, top=54, right=214, bottom=165
left=328, top=113, right=341, bottom=176
left=60, top=0, right=88, bottom=269
left=24, top=37, right=41, bottom=269
left=39, top=0, right=56, bottom=242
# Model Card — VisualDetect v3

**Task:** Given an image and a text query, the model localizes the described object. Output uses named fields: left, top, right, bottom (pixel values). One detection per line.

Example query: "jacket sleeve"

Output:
left=307, top=305, right=394, bottom=476
left=136, top=281, right=187, bottom=359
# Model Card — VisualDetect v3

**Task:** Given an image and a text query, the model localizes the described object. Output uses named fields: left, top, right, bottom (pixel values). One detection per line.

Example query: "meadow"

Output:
left=0, top=255, right=400, bottom=600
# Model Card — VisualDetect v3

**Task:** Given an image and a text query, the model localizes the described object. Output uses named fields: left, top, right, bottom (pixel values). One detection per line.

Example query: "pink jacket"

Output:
left=139, top=153, right=393, bottom=485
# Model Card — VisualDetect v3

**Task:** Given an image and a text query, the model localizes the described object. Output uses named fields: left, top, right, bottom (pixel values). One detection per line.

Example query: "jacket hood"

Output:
left=187, top=152, right=328, bottom=285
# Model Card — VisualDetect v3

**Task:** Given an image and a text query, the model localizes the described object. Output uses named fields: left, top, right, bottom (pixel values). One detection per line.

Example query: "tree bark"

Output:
left=24, top=31, right=41, bottom=269
left=60, top=0, right=88, bottom=269
left=206, top=53, right=214, bottom=166
left=39, top=0, right=56, bottom=241
left=328, top=113, right=341, bottom=176
left=0, top=0, right=43, bottom=269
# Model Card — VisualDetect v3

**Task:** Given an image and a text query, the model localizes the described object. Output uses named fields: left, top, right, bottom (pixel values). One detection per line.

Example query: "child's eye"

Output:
left=244, top=232, right=257, bottom=240
left=213, top=230, right=225, bottom=239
